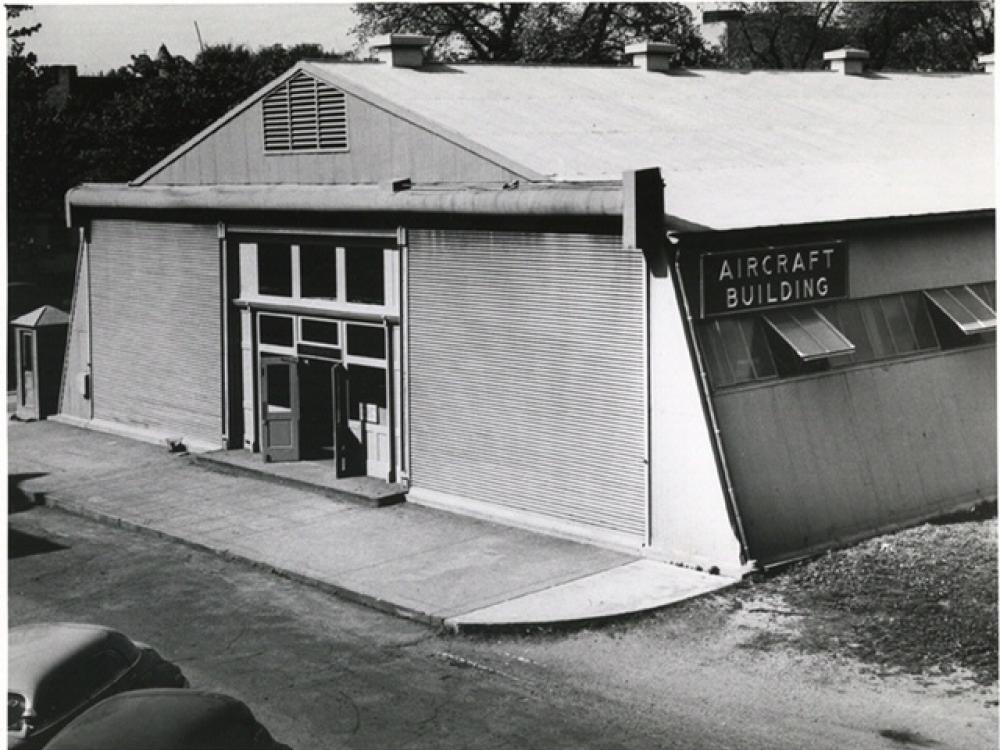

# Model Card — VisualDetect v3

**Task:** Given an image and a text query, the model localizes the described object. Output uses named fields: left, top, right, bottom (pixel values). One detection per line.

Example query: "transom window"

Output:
left=345, top=247, right=385, bottom=305
left=250, top=241, right=389, bottom=309
left=300, top=318, right=339, bottom=346
left=299, top=244, right=337, bottom=299
left=257, top=313, right=385, bottom=365
left=257, top=243, right=292, bottom=297
left=259, top=314, right=295, bottom=347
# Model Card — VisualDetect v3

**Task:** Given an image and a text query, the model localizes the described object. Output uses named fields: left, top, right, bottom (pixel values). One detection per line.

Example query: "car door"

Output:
left=32, top=650, right=131, bottom=742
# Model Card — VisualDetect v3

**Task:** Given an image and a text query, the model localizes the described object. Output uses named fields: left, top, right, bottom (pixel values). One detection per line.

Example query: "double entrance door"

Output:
left=260, top=355, right=391, bottom=480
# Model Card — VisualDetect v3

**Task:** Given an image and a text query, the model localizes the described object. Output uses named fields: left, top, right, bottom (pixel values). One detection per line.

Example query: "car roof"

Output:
left=8, top=623, right=138, bottom=695
left=45, top=690, right=263, bottom=750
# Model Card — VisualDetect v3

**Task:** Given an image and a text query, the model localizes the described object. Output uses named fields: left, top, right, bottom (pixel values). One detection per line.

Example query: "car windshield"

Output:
left=8, top=693, right=26, bottom=731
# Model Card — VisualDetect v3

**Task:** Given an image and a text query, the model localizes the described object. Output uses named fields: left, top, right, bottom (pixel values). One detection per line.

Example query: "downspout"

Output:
left=218, top=222, right=229, bottom=448
left=383, top=314, right=396, bottom=484
left=669, top=247, right=752, bottom=565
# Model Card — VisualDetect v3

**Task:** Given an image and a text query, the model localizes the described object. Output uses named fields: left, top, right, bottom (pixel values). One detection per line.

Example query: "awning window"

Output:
left=923, top=286, right=996, bottom=335
left=762, top=307, right=855, bottom=361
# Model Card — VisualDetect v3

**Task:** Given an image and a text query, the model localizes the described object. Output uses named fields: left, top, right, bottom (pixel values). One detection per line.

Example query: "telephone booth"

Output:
left=12, top=305, right=69, bottom=421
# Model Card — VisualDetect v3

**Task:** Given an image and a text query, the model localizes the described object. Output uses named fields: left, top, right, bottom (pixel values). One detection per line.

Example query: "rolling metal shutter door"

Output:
left=408, top=229, right=647, bottom=539
left=89, top=219, right=221, bottom=445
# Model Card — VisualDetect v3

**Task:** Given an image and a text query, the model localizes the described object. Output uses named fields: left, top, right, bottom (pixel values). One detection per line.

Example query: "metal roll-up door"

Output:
left=89, top=219, right=221, bottom=446
left=408, top=229, right=647, bottom=540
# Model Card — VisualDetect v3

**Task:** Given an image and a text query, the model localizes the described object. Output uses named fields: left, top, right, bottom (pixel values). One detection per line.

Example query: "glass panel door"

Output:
left=260, top=355, right=300, bottom=462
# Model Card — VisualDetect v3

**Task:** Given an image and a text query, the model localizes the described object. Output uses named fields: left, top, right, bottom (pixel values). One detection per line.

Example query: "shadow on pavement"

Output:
left=8, top=472, right=48, bottom=514
left=9, top=528, right=68, bottom=559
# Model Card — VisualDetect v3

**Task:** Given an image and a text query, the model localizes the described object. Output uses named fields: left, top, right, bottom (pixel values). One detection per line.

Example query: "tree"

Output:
left=8, top=5, right=43, bottom=107
left=838, top=1, right=993, bottom=71
left=7, top=5, right=78, bottom=292
left=7, top=4, right=40, bottom=58
left=722, top=3, right=841, bottom=69
left=351, top=3, right=718, bottom=66
left=7, top=4, right=64, bottom=216
left=720, top=2, right=993, bottom=70
left=77, top=42, right=343, bottom=183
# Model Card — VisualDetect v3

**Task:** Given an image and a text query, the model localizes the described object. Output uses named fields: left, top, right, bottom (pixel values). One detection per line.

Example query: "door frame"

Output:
left=16, top=329, right=38, bottom=418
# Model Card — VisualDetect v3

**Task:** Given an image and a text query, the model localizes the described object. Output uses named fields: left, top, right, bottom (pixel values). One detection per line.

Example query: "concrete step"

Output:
left=191, top=450, right=406, bottom=509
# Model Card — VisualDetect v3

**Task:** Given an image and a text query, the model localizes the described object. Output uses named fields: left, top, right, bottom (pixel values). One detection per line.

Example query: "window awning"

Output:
left=923, top=286, right=997, bottom=334
left=762, top=308, right=855, bottom=361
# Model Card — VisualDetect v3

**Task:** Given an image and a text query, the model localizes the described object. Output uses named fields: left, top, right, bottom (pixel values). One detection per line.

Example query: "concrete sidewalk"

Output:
left=8, top=420, right=734, bottom=630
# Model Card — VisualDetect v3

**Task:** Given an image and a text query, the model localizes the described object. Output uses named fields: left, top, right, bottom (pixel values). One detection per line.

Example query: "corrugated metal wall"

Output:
left=408, top=229, right=647, bottom=539
left=714, top=346, right=997, bottom=563
left=89, top=219, right=222, bottom=445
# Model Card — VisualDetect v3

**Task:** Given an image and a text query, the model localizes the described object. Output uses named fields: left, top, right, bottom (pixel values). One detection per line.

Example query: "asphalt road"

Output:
left=9, top=506, right=997, bottom=750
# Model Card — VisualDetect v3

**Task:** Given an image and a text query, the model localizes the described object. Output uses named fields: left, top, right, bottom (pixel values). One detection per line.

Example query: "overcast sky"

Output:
left=22, top=3, right=359, bottom=74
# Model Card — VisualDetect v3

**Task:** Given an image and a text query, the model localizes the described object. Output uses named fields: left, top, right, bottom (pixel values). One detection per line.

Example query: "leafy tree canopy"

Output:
left=7, top=4, right=40, bottom=58
left=8, top=5, right=42, bottom=99
left=351, top=3, right=718, bottom=66
left=722, top=1, right=993, bottom=70
left=837, top=1, right=993, bottom=70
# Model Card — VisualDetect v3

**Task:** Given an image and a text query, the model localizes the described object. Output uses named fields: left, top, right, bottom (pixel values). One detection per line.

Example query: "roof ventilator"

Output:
left=624, top=41, right=679, bottom=72
left=823, top=47, right=869, bottom=75
left=369, top=34, right=434, bottom=69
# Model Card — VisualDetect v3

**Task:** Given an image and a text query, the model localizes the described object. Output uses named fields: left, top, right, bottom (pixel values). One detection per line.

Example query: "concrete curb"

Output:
left=24, top=490, right=732, bottom=635
left=24, top=488, right=447, bottom=630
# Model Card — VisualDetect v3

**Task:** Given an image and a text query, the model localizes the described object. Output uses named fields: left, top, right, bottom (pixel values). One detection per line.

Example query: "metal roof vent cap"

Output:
left=978, top=52, right=994, bottom=73
left=369, top=34, right=434, bottom=68
left=625, top=40, right=679, bottom=72
left=823, top=47, right=870, bottom=75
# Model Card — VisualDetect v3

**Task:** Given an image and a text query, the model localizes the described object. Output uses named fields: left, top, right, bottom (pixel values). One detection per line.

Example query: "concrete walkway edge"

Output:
left=23, top=487, right=448, bottom=628
left=11, top=420, right=738, bottom=633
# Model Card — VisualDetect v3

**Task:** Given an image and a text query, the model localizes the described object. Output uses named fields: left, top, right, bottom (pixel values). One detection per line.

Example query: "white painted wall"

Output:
left=648, top=267, right=744, bottom=575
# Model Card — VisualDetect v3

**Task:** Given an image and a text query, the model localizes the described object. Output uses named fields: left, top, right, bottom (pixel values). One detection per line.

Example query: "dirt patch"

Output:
left=735, top=511, right=997, bottom=687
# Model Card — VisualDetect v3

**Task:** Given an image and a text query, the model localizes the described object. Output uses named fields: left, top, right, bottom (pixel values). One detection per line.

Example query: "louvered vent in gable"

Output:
left=262, top=72, right=348, bottom=153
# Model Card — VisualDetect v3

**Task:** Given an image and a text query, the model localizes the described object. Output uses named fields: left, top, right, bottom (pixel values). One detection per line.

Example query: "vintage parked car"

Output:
left=45, top=689, right=292, bottom=750
left=8, top=623, right=188, bottom=749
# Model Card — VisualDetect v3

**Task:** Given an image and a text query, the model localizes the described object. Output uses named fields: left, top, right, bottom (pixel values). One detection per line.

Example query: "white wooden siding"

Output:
left=408, top=229, right=647, bottom=539
left=88, top=219, right=222, bottom=445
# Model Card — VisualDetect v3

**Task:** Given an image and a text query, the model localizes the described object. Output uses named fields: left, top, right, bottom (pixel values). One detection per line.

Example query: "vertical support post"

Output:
left=384, top=316, right=396, bottom=483
left=623, top=167, right=665, bottom=548
left=398, top=226, right=410, bottom=483
left=218, top=222, right=229, bottom=447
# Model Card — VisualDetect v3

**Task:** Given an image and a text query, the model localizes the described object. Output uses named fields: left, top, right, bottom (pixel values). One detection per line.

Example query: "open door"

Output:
left=260, top=355, right=299, bottom=462
left=333, top=363, right=349, bottom=477
left=345, top=364, right=391, bottom=480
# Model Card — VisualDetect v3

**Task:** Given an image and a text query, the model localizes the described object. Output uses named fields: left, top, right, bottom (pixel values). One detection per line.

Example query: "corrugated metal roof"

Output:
left=305, top=62, right=994, bottom=230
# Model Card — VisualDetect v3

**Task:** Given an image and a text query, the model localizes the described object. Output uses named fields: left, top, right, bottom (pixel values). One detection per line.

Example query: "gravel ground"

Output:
left=737, top=506, right=997, bottom=687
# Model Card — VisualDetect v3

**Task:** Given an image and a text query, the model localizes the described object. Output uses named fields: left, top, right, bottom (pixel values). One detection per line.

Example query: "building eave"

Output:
left=66, top=182, right=624, bottom=227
